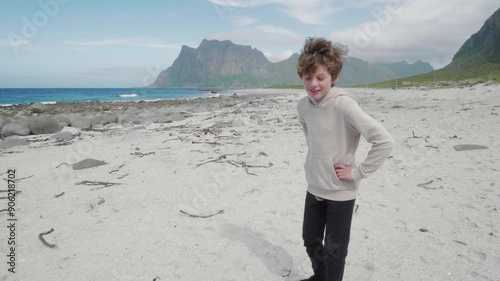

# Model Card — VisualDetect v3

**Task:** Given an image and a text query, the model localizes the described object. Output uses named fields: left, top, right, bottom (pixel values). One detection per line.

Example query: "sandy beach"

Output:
left=0, top=85, right=499, bottom=281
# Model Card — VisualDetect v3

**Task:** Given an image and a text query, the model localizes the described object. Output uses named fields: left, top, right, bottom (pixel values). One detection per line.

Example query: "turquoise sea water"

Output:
left=0, top=88, right=225, bottom=106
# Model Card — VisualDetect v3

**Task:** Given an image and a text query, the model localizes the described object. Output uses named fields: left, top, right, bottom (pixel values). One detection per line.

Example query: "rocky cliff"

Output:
left=450, top=7, right=500, bottom=67
left=152, top=39, right=301, bottom=88
left=151, top=39, right=434, bottom=88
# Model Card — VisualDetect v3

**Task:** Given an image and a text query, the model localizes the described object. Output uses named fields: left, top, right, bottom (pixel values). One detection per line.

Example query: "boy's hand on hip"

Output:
left=334, top=164, right=354, bottom=181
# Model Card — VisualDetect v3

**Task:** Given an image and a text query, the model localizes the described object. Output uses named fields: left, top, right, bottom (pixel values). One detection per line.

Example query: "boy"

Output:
left=297, top=37, right=394, bottom=281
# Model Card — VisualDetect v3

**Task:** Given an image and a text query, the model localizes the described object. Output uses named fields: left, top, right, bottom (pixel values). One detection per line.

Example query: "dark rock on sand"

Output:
left=156, top=116, right=173, bottom=123
left=72, top=158, right=107, bottom=170
left=89, top=115, right=107, bottom=126
left=453, top=144, right=489, bottom=151
left=55, top=115, right=71, bottom=127
left=27, top=116, right=61, bottom=135
left=92, top=124, right=105, bottom=129
left=1, top=123, right=30, bottom=137
left=50, top=131, right=73, bottom=141
left=0, top=115, right=10, bottom=129
left=249, top=113, right=263, bottom=123
left=29, top=102, right=48, bottom=113
left=69, top=115, right=91, bottom=129
left=118, top=114, right=141, bottom=124
left=0, top=137, right=29, bottom=149
left=102, top=114, right=119, bottom=124
left=166, top=112, right=187, bottom=122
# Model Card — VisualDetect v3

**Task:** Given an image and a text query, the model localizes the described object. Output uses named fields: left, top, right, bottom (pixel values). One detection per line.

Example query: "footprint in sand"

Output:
left=345, top=261, right=375, bottom=280
left=395, top=220, right=408, bottom=232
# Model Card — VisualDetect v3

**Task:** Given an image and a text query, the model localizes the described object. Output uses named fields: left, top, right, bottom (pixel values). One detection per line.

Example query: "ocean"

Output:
left=0, top=88, right=226, bottom=106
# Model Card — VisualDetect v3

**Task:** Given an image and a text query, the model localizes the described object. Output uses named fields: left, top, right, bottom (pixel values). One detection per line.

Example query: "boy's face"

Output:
left=302, top=64, right=335, bottom=102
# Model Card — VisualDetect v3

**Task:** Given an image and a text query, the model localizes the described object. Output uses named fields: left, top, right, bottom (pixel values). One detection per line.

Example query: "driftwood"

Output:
left=54, top=140, right=74, bottom=146
left=130, top=151, right=156, bottom=157
left=197, top=155, right=273, bottom=175
left=54, top=192, right=65, bottom=198
left=453, top=240, right=467, bottom=246
left=109, top=164, right=125, bottom=174
left=417, top=180, right=443, bottom=190
left=242, top=162, right=273, bottom=176
left=197, top=155, right=232, bottom=166
left=26, top=137, right=50, bottom=143
left=39, top=228, right=57, bottom=248
left=192, top=141, right=221, bottom=146
left=75, top=180, right=122, bottom=189
left=0, top=190, right=21, bottom=199
left=412, top=131, right=422, bottom=138
left=417, top=180, right=433, bottom=187
left=81, top=127, right=108, bottom=132
left=2, top=175, right=33, bottom=182
left=117, top=173, right=129, bottom=179
left=55, top=163, right=70, bottom=168
left=180, top=209, right=224, bottom=218
left=201, top=126, right=220, bottom=136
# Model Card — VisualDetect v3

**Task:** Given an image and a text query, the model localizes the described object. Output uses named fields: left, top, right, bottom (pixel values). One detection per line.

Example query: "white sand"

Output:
left=0, top=84, right=499, bottom=281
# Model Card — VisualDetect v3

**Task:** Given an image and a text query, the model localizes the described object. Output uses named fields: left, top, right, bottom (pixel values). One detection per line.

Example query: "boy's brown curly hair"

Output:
left=297, top=37, right=348, bottom=81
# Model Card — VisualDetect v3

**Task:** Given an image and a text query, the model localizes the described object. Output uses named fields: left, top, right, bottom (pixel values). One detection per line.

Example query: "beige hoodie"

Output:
left=298, top=88, right=395, bottom=201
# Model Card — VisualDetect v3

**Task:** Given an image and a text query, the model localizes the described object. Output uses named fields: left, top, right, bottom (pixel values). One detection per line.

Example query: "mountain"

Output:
left=151, top=39, right=433, bottom=88
left=367, top=6, right=500, bottom=88
left=151, top=39, right=301, bottom=88
left=450, top=7, right=500, bottom=67
left=373, top=61, right=434, bottom=78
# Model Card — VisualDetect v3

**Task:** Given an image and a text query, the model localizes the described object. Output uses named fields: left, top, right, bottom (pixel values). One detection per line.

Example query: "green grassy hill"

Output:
left=364, top=63, right=500, bottom=88
left=362, top=6, right=500, bottom=89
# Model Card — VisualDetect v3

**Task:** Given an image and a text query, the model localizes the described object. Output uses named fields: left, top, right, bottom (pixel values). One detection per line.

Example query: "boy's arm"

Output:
left=344, top=101, right=394, bottom=181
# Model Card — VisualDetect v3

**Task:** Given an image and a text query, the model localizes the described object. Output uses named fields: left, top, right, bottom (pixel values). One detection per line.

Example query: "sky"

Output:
left=0, top=0, right=498, bottom=88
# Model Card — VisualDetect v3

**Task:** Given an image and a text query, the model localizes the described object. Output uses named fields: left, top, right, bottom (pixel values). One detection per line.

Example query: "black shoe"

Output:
left=300, top=275, right=322, bottom=281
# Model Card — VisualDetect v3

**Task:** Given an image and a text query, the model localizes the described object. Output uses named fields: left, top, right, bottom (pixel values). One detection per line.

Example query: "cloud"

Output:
left=330, top=0, right=499, bottom=68
left=255, top=25, right=298, bottom=37
left=207, top=28, right=257, bottom=46
left=64, top=38, right=180, bottom=49
left=230, top=15, right=258, bottom=26
left=264, top=50, right=295, bottom=62
left=208, top=0, right=338, bottom=24
left=208, top=24, right=302, bottom=62
left=208, top=24, right=302, bottom=47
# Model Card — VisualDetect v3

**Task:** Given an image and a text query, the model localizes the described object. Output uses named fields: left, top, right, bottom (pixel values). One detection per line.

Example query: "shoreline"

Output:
left=0, top=89, right=304, bottom=141
left=0, top=88, right=305, bottom=117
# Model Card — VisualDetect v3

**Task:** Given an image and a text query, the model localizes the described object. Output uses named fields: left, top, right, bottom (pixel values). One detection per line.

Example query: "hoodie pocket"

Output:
left=304, top=154, right=341, bottom=189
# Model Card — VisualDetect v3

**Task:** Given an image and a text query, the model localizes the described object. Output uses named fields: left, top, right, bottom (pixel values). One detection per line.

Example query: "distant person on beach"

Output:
left=296, top=37, right=394, bottom=281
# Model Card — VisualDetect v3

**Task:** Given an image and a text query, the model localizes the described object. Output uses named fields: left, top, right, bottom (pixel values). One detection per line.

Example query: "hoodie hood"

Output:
left=307, top=87, right=346, bottom=107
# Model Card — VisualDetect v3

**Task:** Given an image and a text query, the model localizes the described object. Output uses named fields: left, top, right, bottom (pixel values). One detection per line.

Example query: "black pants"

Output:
left=302, top=192, right=356, bottom=281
